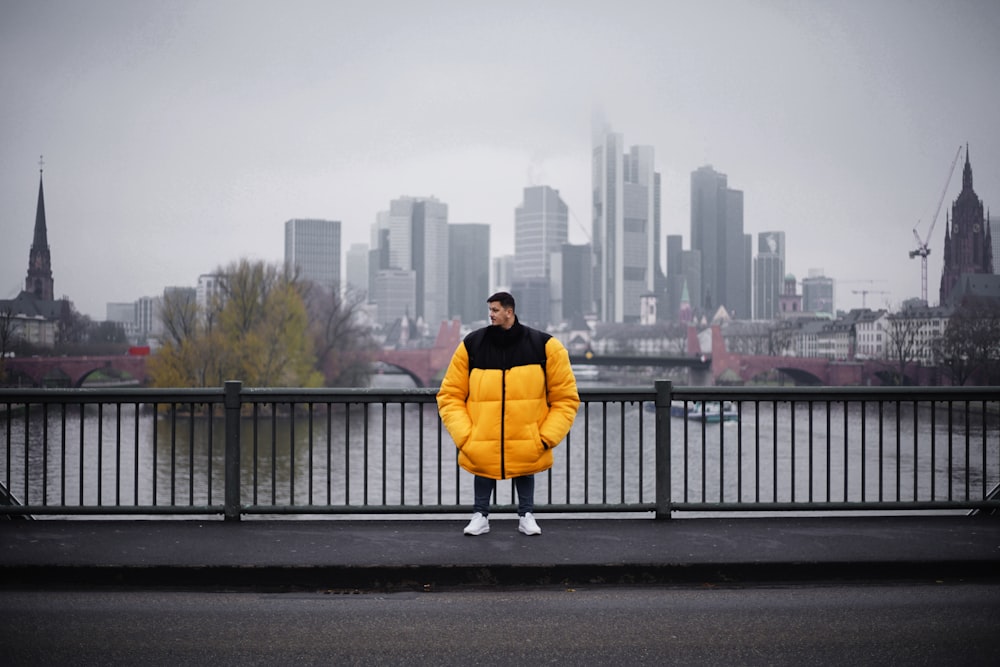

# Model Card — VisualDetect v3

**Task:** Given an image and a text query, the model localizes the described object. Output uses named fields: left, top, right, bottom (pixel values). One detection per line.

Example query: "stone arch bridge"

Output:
left=4, top=355, right=150, bottom=388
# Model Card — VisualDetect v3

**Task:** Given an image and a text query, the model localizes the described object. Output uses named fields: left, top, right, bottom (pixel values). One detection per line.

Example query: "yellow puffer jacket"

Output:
left=436, top=321, right=580, bottom=480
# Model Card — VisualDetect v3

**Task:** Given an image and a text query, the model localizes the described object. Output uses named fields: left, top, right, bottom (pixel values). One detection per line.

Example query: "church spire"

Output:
left=25, top=156, right=54, bottom=301
left=962, top=142, right=972, bottom=191
left=33, top=158, right=48, bottom=248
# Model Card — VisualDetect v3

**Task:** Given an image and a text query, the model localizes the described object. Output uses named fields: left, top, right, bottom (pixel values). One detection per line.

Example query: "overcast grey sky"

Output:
left=2, top=0, right=998, bottom=319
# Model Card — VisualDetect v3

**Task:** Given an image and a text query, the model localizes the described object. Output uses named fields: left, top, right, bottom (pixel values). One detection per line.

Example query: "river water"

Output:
left=2, top=373, right=998, bottom=514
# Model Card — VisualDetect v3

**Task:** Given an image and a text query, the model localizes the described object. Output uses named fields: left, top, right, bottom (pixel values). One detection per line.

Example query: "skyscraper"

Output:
left=515, top=186, right=568, bottom=278
left=665, top=234, right=701, bottom=322
left=448, top=223, right=490, bottom=324
left=284, top=219, right=341, bottom=292
left=559, top=243, right=593, bottom=323
left=802, top=270, right=834, bottom=316
left=690, top=165, right=750, bottom=318
left=345, top=243, right=369, bottom=295
left=940, top=146, right=994, bottom=305
left=754, top=232, right=785, bottom=320
left=592, top=126, right=662, bottom=323
left=376, top=196, right=449, bottom=327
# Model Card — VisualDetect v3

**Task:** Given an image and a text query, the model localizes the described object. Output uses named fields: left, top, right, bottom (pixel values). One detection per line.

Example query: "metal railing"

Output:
left=2, top=381, right=998, bottom=519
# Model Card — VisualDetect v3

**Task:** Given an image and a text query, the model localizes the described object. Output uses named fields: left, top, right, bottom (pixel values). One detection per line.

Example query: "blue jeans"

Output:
left=473, top=475, right=534, bottom=516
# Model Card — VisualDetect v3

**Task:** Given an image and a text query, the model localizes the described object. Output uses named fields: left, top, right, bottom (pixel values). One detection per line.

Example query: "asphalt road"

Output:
left=3, top=582, right=999, bottom=665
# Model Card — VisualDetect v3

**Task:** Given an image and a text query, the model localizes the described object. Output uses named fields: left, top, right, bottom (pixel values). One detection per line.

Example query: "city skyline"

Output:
left=2, top=1, right=999, bottom=319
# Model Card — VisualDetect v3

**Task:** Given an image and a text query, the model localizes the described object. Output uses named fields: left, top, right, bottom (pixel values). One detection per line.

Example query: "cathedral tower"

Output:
left=939, top=146, right=993, bottom=305
left=25, top=163, right=54, bottom=301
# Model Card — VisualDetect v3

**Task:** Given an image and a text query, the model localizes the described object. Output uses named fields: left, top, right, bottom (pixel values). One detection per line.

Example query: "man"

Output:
left=437, top=292, right=579, bottom=536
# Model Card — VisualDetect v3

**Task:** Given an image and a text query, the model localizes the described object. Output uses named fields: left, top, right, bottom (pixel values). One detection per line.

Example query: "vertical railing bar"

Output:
left=842, top=400, right=848, bottom=503
left=206, top=402, right=214, bottom=506
left=432, top=406, right=444, bottom=505
left=947, top=400, right=954, bottom=502
left=772, top=401, right=778, bottom=503
left=345, top=402, right=353, bottom=505
left=399, top=403, right=406, bottom=506
left=754, top=399, right=761, bottom=504
left=602, top=401, right=608, bottom=504
left=877, top=400, right=884, bottom=503
left=807, top=401, right=814, bottom=504
left=308, top=402, right=315, bottom=506
left=564, top=416, right=572, bottom=505
left=683, top=400, right=690, bottom=504
left=326, top=402, right=333, bottom=506
left=114, top=402, right=122, bottom=507
left=269, top=403, right=277, bottom=505
left=860, top=400, right=866, bottom=502
left=700, top=402, right=707, bottom=503
left=982, top=400, right=988, bottom=500
left=61, top=403, right=68, bottom=506
left=718, top=401, right=725, bottom=504
left=363, top=402, right=370, bottom=506
left=169, top=402, right=177, bottom=506
left=42, top=403, right=49, bottom=506
left=418, top=402, right=425, bottom=506
left=736, top=400, right=743, bottom=504
left=289, top=402, right=296, bottom=507
left=896, top=399, right=917, bottom=502
left=187, top=402, right=195, bottom=506
left=930, top=400, right=937, bottom=500
left=382, top=401, right=389, bottom=506
left=97, top=403, right=104, bottom=507
left=252, top=403, right=260, bottom=506
left=964, top=400, right=971, bottom=502
left=583, top=402, right=590, bottom=504
left=22, top=403, right=30, bottom=507
left=912, top=400, right=919, bottom=502
left=638, top=400, right=644, bottom=504
left=825, top=400, right=831, bottom=503
left=620, top=401, right=626, bottom=504
left=151, top=402, right=158, bottom=506
left=790, top=400, right=796, bottom=503
left=133, top=403, right=140, bottom=506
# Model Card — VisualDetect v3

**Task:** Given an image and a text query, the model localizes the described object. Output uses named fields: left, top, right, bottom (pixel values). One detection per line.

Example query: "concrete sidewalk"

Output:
left=1, top=515, right=998, bottom=591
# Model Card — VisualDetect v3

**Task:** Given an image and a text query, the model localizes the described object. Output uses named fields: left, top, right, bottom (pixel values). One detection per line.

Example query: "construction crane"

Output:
left=909, top=145, right=963, bottom=303
left=851, top=289, right=889, bottom=308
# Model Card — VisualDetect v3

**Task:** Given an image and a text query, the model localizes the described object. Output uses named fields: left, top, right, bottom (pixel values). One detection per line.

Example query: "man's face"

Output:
left=488, top=301, right=515, bottom=329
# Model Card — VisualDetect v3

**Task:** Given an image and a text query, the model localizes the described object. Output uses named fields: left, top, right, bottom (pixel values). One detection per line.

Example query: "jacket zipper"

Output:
left=500, top=368, right=507, bottom=479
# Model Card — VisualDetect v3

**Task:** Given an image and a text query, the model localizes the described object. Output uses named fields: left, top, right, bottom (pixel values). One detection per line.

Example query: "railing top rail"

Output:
left=669, top=385, right=1000, bottom=401
left=1, top=384, right=997, bottom=404
left=0, top=387, right=224, bottom=403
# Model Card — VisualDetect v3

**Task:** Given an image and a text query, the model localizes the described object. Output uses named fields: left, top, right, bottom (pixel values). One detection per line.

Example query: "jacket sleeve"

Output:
left=435, top=342, right=473, bottom=449
left=539, top=337, right=580, bottom=448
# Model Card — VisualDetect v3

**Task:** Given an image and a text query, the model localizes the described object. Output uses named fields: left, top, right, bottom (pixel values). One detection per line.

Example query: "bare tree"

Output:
left=882, top=311, right=922, bottom=385
left=304, top=284, right=376, bottom=387
left=935, top=297, right=1000, bottom=385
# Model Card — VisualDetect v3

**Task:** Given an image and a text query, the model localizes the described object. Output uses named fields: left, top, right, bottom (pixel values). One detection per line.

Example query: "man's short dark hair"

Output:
left=487, top=291, right=515, bottom=312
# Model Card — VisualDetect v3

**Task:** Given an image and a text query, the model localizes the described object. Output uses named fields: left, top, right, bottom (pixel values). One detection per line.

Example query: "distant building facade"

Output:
left=592, top=124, right=663, bottom=323
left=375, top=196, right=449, bottom=328
left=448, top=223, right=490, bottom=324
left=690, top=165, right=751, bottom=319
left=284, top=219, right=341, bottom=293
left=802, top=270, right=834, bottom=317
left=754, top=231, right=785, bottom=320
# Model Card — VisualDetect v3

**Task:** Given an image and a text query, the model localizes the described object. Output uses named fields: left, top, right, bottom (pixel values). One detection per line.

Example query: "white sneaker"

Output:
left=463, top=512, right=490, bottom=536
left=518, top=512, right=541, bottom=536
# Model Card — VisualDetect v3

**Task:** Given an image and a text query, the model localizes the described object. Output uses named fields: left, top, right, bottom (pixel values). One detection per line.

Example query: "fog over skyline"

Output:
left=2, top=0, right=999, bottom=320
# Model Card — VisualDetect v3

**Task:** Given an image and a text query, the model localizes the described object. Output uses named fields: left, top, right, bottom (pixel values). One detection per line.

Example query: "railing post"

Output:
left=224, top=380, right=242, bottom=521
left=654, top=379, right=673, bottom=519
